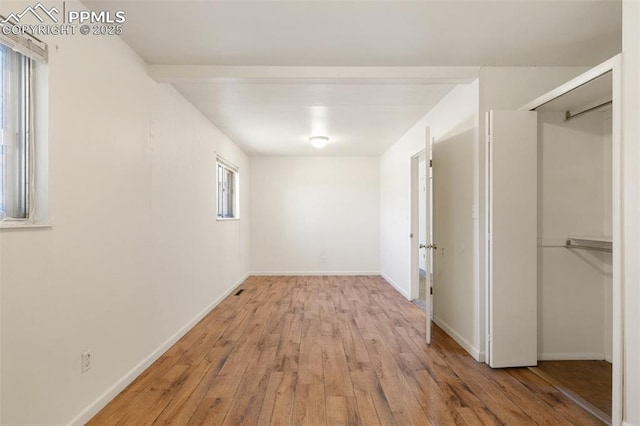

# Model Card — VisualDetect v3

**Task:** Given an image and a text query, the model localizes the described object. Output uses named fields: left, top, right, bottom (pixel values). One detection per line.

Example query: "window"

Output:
left=0, top=44, right=30, bottom=220
left=217, top=158, right=239, bottom=219
left=0, top=24, right=47, bottom=226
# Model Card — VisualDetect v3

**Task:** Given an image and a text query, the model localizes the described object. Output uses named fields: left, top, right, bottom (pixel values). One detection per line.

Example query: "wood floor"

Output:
left=531, top=361, right=612, bottom=422
left=89, top=276, right=602, bottom=425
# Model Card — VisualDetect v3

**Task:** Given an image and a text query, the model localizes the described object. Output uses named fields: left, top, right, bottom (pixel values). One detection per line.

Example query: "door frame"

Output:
left=519, top=54, right=623, bottom=425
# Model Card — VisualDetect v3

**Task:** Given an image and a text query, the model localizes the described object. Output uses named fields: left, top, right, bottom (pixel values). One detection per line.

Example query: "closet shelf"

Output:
left=566, top=235, right=612, bottom=252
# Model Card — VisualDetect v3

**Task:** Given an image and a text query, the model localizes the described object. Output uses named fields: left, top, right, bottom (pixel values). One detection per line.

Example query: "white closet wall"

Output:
left=538, top=110, right=613, bottom=361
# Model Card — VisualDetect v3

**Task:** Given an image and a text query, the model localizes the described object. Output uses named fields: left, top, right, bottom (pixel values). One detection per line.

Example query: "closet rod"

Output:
left=565, top=240, right=613, bottom=253
left=565, top=100, right=612, bottom=121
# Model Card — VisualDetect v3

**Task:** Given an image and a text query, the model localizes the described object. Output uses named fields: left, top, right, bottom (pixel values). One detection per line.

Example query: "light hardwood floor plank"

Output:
left=89, top=275, right=604, bottom=426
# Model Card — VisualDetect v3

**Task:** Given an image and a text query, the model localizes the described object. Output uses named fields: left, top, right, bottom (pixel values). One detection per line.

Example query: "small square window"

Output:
left=217, top=159, right=238, bottom=219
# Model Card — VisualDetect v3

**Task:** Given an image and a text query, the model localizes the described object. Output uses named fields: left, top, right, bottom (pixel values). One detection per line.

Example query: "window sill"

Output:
left=216, top=217, right=240, bottom=222
left=0, top=221, right=52, bottom=230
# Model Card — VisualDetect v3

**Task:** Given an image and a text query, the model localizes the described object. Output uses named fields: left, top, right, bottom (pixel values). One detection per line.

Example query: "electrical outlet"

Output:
left=81, top=350, right=92, bottom=373
left=321, top=256, right=327, bottom=264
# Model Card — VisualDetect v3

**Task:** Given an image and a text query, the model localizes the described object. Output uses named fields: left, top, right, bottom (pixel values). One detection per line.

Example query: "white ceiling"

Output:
left=86, top=1, right=621, bottom=67
left=171, top=80, right=455, bottom=155
left=85, top=0, right=622, bottom=156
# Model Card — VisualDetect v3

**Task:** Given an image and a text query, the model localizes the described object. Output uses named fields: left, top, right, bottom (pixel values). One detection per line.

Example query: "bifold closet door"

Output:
left=488, top=110, right=538, bottom=368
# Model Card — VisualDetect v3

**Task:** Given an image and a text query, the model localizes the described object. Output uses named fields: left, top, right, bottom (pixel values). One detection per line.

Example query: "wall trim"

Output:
left=538, top=352, right=606, bottom=361
left=250, top=271, right=380, bottom=277
left=380, top=273, right=410, bottom=299
left=434, top=316, right=482, bottom=362
left=67, top=273, right=250, bottom=426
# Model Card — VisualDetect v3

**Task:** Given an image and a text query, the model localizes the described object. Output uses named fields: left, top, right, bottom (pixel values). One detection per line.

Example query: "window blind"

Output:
left=0, top=19, right=48, bottom=63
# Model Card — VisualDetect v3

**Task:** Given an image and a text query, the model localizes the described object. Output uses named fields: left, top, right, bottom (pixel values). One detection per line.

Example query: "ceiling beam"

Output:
left=148, top=65, right=480, bottom=85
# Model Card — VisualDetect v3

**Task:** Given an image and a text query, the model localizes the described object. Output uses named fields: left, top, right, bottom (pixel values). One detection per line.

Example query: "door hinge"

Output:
left=430, top=287, right=433, bottom=295
left=429, top=159, right=433, bottom=168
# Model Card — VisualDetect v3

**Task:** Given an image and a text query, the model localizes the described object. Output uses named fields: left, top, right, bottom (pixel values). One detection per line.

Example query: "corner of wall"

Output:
left=380, top=273, right=410, bottom=300
left=434, top=316, right=483, bottom=362
left=67, top=273, right=248, bottom=426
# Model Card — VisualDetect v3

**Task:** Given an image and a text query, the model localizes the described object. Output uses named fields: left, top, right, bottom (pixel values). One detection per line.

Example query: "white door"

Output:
left=424, top=130, right=432, bottom=344
left=411, top=128, right=432, bottom=344
left=488, top=110, right=538, bottom=368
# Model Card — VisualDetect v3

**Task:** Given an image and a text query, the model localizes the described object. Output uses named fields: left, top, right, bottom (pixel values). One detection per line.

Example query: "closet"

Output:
left=530, top=70, right=614, bottom=424
left=487, top=56, right=621, bottom=425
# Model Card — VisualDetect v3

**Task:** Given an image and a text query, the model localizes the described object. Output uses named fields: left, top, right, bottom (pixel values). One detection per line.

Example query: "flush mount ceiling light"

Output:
left=309, top=136, right=329, bottom=149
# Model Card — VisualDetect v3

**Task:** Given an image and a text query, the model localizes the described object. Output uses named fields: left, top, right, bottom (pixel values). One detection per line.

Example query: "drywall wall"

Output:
left=0, top=233, right=2, bottom=424
left=0, top=1, right=249, bottom=424
left=380, top=81, right=479, bottom=355
left=537, top=110, right=612, bottom=360
left=477, top=66, right=588, bottom=360
left=431, top=123, right=478, bottom=358
left=622, top=1, right=640, bottom=425
left=250, top=157, right=379, bottom=274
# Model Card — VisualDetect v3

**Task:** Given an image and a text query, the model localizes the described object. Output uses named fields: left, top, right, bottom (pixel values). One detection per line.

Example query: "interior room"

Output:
left=0, top=1, right=639, bottom=425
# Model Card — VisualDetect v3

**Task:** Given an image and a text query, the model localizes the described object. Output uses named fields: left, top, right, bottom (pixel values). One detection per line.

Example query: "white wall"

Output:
left=537, top=110, right=612, bottom=361
left=250, top=157, right=379, bottom=274
left=431, top=113, right=478, bottom=358
left=0, top=2, right=250, bottom=424
left=622, top=1, right=640, bottom=425
left=380, top=80, right=479, bottom=322
left=0, top=230, right=2, bottom=424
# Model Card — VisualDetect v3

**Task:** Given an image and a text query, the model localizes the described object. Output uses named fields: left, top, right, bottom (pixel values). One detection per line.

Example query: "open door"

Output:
left=421, top=127, right=433, bottom=344
left=487, top=110, right=538, bottom=368
left=425, top=135, right=433, bottom=345
left=422, top=127, right=433, bottom=344
left=410, top=127, right=432, bottom=344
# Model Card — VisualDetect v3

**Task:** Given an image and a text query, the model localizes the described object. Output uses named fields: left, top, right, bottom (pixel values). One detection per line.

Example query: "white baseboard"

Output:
left=250, top=271, right=379, bottom=276
left=380, top=273, right=410, bottom=300
left=433, top=316, right=483, bottom=362
left=538, top=352, right=606, bottom=361
left=67, top=273, right=249, bottom=426
left=623, top=422, right=638, bottom=426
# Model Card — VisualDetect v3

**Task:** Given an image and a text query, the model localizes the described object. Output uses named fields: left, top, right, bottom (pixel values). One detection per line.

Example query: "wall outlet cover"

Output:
left=81, top=350, right=92, bottom=373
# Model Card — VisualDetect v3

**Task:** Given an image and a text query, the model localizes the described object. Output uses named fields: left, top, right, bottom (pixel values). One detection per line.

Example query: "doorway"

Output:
left=528, top=69, right=615, bottom=425
left=487, top=56, right=622, bottom=425
left=411, top=153, right=429, bottom=309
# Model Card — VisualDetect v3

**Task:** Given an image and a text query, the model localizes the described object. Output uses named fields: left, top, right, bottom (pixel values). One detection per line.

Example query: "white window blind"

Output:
left=0, top=39, right=32, bottom=219
left=0, top=19, right=48, bottom=63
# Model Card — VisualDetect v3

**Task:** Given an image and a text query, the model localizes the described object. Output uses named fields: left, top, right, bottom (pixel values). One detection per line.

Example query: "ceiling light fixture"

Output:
left=309, top=136, right=329, bottom=149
